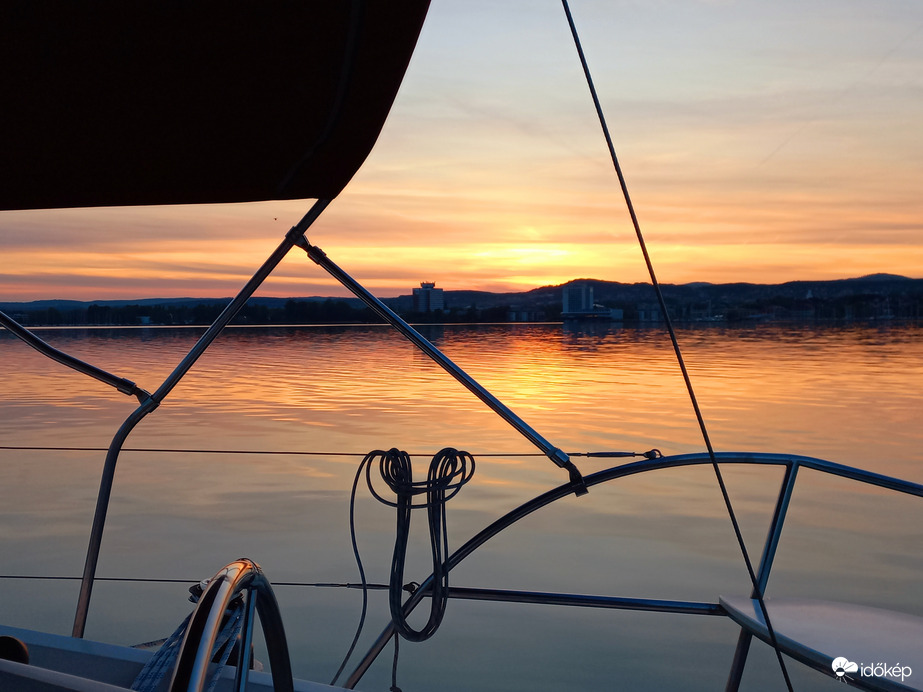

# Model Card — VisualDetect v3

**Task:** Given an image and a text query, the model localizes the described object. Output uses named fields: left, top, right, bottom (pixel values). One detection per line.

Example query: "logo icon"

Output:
left=832, top=657, right=859, bottom=678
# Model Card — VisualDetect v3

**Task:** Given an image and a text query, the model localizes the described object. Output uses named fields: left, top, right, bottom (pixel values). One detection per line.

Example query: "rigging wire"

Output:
left=0, top=574, right=391, bottom=589
left=559, top=2, right=794, bottom=689
left=0, top=444, right=658, bottom=459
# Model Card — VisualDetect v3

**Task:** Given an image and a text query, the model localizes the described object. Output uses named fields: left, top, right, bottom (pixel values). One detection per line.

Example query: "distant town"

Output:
left=2, top=275, right=921, bottom=327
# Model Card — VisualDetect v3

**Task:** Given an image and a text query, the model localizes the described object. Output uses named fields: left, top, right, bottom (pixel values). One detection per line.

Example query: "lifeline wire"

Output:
left=0, top=444, right=656, bottom=459
left=560, top=2, right=794, bottom=689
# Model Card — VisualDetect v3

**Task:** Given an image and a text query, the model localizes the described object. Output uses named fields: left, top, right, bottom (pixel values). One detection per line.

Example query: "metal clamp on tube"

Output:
left=295, top=237, right=586, bottom=494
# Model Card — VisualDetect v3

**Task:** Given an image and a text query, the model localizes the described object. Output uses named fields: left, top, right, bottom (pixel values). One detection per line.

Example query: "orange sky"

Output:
left=2, top=1, right=922, bottom=301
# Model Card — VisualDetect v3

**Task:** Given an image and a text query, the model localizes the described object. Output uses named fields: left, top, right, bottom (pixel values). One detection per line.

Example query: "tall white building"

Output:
left=412, top=281, right=444, bottom=312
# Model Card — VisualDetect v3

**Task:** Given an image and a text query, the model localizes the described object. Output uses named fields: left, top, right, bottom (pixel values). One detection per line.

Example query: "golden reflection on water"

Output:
left=3, top=323, right=920, bottom=460
left=0, top=323, right=920, bottom=688
left=1, top=323, right=921, bottom=524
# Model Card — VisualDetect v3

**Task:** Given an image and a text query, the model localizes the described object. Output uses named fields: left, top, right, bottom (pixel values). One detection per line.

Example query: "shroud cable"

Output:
left=560, top=2, right=794, bottom=688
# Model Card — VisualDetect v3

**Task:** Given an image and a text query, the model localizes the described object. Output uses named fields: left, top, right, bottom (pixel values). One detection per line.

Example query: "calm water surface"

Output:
left=1, top=322, right=921, bottom=691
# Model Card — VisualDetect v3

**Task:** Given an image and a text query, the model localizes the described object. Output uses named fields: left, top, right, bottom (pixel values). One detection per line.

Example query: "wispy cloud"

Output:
left=1, top=0, right=921, bottom=300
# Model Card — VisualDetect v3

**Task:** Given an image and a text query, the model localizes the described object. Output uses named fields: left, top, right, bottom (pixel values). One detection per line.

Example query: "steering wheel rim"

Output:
left=168, top=558, right=294, bottom=692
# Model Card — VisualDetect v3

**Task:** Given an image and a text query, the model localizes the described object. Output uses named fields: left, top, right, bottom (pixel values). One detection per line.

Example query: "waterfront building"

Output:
left=412, top=281, right=444, bottom=312
left=562, top=281, right=622, bottom=320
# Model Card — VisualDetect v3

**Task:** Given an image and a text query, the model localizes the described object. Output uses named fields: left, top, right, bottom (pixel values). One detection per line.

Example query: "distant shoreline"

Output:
left=6, top=319, right=921, bottom=332
left=2, top=275, right=921, bottom=327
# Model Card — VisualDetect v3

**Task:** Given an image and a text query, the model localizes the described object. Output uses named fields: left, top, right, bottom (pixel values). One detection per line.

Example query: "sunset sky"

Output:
left=2, top=0, right=922, bottom=301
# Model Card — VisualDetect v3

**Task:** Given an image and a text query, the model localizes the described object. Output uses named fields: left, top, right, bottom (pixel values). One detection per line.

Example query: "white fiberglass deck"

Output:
left=0, top=624, right=343, bottom=692
left=720, top=596, right=922, bottom=691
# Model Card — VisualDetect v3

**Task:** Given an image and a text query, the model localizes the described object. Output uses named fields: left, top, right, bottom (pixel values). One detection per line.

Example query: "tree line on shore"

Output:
left=5, top=288, right=921, bottom=327
left=6, top=299, right=515, bottom=327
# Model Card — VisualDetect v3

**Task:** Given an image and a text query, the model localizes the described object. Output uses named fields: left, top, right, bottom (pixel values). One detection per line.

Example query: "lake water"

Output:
left=1, top=322, right=921, bottom=691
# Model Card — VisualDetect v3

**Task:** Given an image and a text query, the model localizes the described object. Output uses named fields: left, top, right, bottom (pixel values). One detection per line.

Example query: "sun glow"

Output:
left=2, top=2, right=922, bottom=301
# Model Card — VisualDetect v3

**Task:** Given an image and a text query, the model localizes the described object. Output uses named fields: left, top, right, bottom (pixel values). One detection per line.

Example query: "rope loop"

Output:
left=373, top=447, right=474, bottom=642
left=331, top=447, right=475, bottom=685
left=367, top=447, right=475, bottom=509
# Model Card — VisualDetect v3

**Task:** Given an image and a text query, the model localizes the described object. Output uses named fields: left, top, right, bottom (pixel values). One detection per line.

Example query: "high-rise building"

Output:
left=562, top=281, right=623, bottom=321
left=562, top=283, right=593, bottom=314
left=412, top=281, right=444, bottom=312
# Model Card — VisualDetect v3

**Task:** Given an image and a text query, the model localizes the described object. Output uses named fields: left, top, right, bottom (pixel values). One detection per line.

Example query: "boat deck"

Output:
left=721, top=596, right=922, bottom=691
left=0, top=624, right=343, bottom=692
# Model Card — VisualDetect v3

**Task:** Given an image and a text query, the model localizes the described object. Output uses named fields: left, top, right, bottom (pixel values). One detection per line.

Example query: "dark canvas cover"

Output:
left=0, top=1, right=430, bottom=209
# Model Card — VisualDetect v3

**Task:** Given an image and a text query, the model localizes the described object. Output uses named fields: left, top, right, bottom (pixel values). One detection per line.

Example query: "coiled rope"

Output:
left=330, top=447, right=475, bottom=688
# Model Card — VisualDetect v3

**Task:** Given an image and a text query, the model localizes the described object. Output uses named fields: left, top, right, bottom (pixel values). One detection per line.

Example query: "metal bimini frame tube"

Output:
left=72, top=199, right=330, bottom=638
left=0, top=309, right=150, bottom=402
left=344, top=452, right=923, bottom=687
left=294, top=238, right=586, bottom=493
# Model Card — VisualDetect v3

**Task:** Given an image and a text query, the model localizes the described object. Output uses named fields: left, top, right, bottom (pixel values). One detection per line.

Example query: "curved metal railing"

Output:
left=344, top=452, right=923, bottom=688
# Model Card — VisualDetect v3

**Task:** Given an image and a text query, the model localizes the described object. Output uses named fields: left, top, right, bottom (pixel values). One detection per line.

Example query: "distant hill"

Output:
left=0, top=295, right=367, bottom=313
left=2, top=275, right=921, bottom=325
left=846, top=273, right=912, bottom=282
left=427, top=275, right=923, bottom=322
left=433, top=275, right=922, bottom=309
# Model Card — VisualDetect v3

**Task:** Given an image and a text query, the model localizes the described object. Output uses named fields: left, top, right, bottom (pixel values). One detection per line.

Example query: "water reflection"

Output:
left=0, top=322, right=920, bottom=690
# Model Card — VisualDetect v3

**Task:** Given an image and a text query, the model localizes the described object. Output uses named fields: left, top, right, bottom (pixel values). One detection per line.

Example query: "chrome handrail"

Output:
left=169, top=558, right=294, bottom=692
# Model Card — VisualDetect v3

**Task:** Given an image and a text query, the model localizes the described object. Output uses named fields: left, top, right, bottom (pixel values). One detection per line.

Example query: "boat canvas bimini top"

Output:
left=0, top=2, right=921, bottom=691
